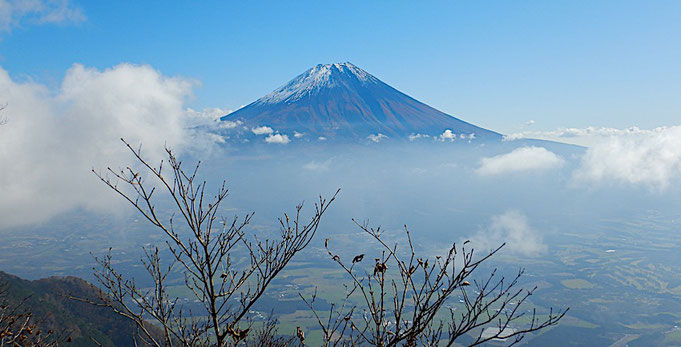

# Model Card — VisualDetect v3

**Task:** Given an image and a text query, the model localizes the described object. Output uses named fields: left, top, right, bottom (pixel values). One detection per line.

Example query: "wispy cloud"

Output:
left=367, top=133, right=387, bottom=143
left=505, top=126, right=653, bottom=146
left=185, top=107, right=237, bottom=130
left=463, top=210, right=547, bottom=257
left=184, top=107, right=236, bottom=149
left=0, top=0, right=85, bottom=33
left=303, top=159, right=332, bottom=171
left=477, top=146, right=564, bottom=176
left=218, top=119, right=241, bottom=129
left=408, top=133, right=429, bottom=141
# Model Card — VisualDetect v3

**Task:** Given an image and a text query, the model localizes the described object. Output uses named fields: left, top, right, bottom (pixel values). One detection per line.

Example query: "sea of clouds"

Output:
left=1, top=60, right=680, bottom=253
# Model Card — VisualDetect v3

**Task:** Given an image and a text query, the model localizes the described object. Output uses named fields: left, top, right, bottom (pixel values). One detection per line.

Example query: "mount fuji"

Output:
left=220, top=62, right=502, bottom=142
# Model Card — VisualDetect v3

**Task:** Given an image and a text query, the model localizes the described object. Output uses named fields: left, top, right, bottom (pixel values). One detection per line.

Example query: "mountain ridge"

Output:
left=0, top=271, right=159, bottom=346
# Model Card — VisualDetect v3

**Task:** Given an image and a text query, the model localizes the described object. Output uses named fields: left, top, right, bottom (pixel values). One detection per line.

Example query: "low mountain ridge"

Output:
left=0, top=271, right=157, bottom=346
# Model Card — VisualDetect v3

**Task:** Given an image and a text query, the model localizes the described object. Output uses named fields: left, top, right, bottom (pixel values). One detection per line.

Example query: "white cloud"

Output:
left=463, top=210, right=546, bottom=257
left=317, top=136, right=327, bottom=141
left=367, top=133, right=387, bottom=143
left=0, top=0, right=85, bottom=33
left=203, top=132, right=226, bottom=144
left=185, top=107, right=234, bottom=127
left=219, top=119, right=241, bottom=129
left=293, top=131, right=305, bottom=138
left=573, top=126, right=681, bottom=190
left=408, top=133, right=429, bottom=141
left=251, top=126, right=273, bottom=135
left=477, top=146, right=564, bottom=176
left=437, top=130, right=475, bottom=142
left=182, top=107, right=235, bottom=150
left=264, top=133, right=290, bottom=144
left=439, top=129, right=456, bottom=141
left=489, top=124, right=681, bottom=190
left=0, top=63, right=197, bottom=228
left=185, top=107, right=227, bottom=119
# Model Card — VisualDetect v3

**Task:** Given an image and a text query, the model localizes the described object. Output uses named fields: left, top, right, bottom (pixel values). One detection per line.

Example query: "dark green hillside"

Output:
left=0, top=271, right=153, bottom=346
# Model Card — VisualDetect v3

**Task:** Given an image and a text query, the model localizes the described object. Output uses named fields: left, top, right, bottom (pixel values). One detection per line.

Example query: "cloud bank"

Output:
left=505, top=126, right=655, bottom=147
left=477, top=146, right=564, bottom=176
left=0, top=63, right=197, bottom=228
left=573, top=126, right=681, bottom=190
left=464, top=210, right=546, bottom=257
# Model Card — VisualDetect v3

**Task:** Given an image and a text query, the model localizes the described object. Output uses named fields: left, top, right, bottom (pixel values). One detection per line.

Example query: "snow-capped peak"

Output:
left=256, top=62, right=380, bottom=104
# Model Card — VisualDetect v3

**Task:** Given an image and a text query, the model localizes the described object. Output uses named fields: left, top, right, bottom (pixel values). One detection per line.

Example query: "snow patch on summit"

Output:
left=256, top=62, right=379, bottom=105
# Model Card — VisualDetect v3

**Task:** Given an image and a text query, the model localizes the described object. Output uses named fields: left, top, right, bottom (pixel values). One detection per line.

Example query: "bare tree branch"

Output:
left=87, top=139, right=339, bottom=346
left=305, top=222, right=567, bottom=347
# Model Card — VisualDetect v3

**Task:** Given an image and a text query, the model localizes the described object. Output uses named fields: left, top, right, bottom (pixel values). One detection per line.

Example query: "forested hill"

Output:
left=0, top=271, right=154, bottom=346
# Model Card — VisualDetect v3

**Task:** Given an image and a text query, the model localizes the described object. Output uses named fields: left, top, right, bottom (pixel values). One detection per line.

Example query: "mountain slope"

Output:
left=0, top=271, right=159, bottom=346
left=220, top=62, right=501, bottom=141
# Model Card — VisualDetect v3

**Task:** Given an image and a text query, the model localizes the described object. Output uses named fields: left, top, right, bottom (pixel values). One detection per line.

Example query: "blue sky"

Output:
left=1, top=0, right=680, bottom=134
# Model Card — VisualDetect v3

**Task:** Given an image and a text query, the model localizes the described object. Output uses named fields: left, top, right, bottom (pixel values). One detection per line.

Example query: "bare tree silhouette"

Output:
left=302, top=221, right=567, bottom=346
left=81, top=139, right=564, bottom=346
left=83, top=139, right=338, bottom=346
